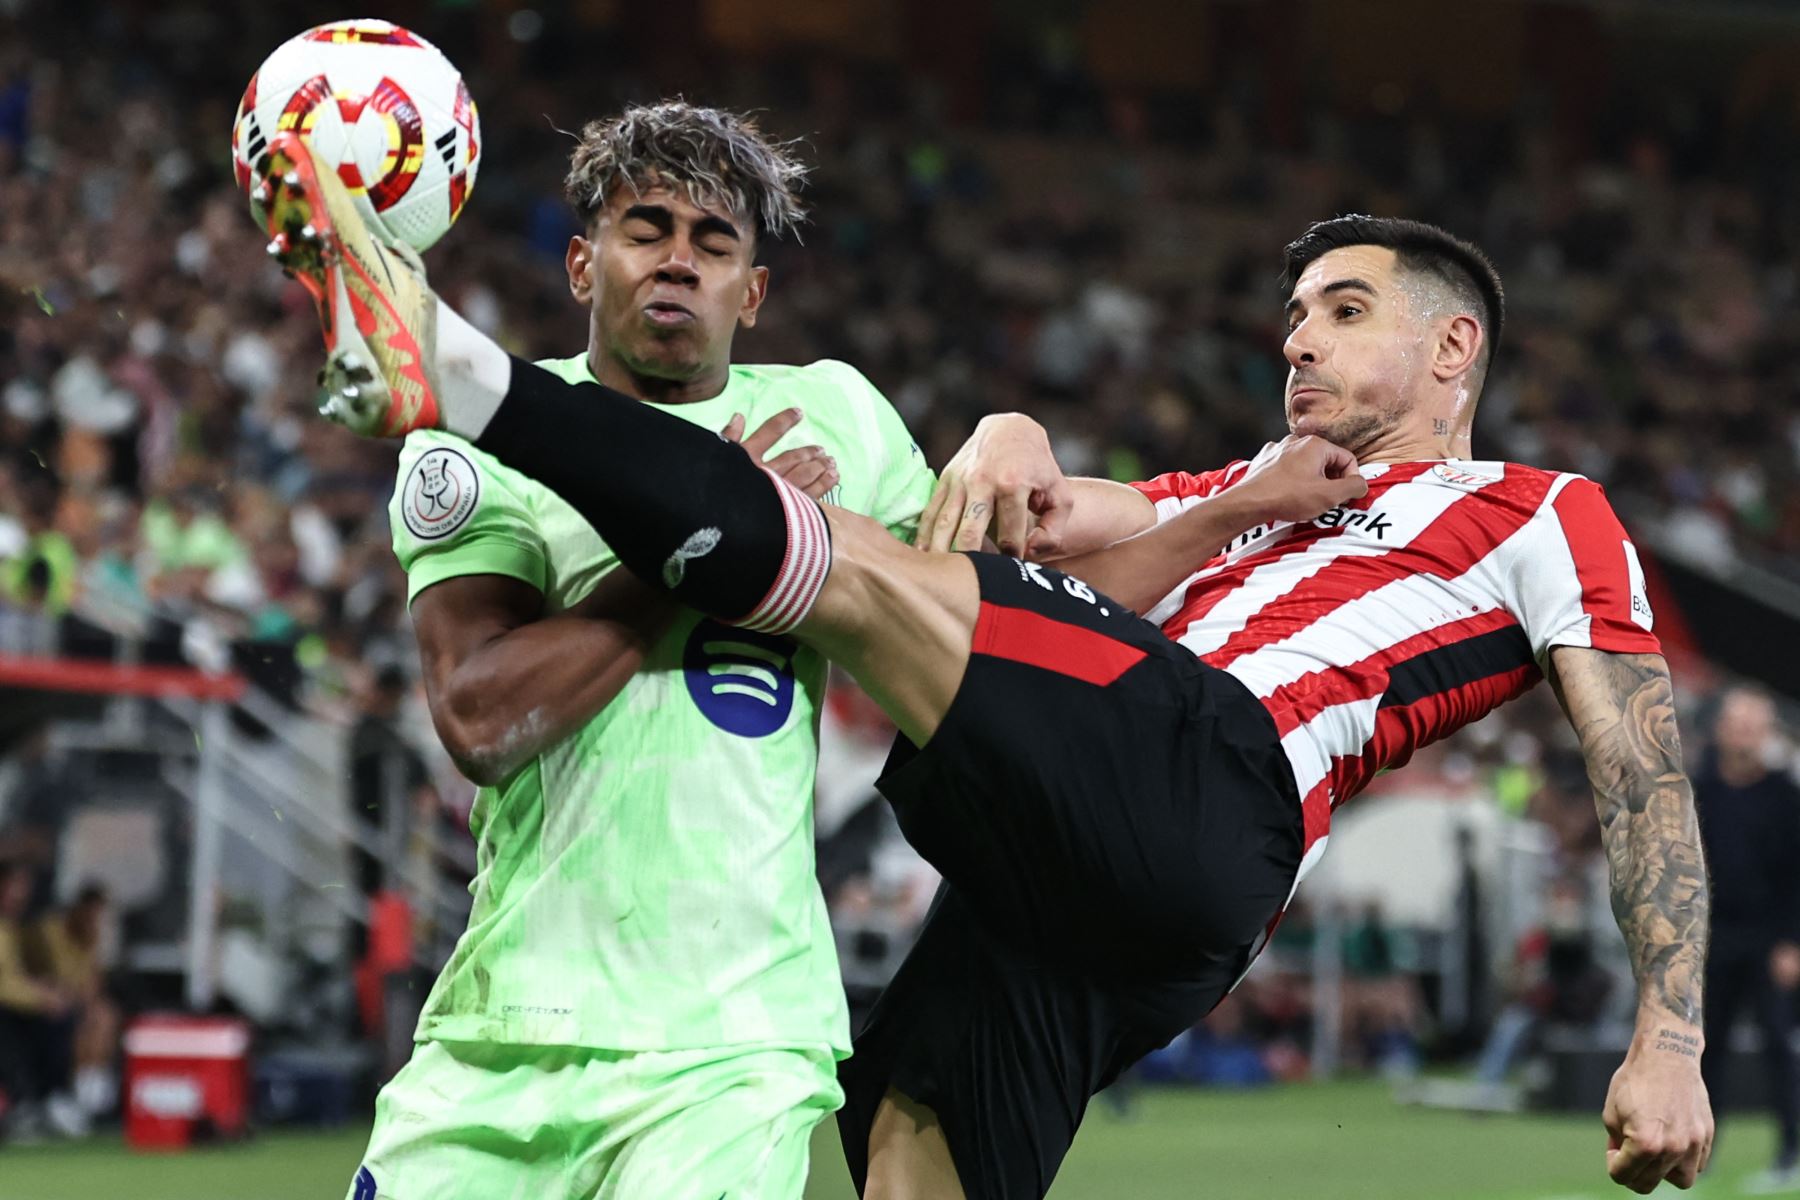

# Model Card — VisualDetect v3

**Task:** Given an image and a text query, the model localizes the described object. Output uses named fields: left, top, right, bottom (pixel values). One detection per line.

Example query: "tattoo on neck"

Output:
left=1433, top=419, right=1450, bottom=436
left=1653, top=1028, right=1700, bottom=1059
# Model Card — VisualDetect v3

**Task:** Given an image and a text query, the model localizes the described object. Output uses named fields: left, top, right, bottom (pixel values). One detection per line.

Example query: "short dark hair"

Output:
left=1281, top=216, right=1506, bottom=369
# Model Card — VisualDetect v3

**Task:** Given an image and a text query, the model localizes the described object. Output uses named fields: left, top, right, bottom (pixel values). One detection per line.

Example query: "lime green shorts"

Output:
left=347, top=1040, right=843, bottom=1200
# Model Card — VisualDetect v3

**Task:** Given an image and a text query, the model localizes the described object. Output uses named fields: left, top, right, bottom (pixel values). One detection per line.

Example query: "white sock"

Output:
left=436, top=297, right=511, bottom=439
left=75, top=1065, right=113, bottom=1113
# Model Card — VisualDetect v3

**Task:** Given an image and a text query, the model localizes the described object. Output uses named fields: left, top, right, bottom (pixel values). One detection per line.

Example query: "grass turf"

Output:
left=0, top=1079, right=1768, bottom=1200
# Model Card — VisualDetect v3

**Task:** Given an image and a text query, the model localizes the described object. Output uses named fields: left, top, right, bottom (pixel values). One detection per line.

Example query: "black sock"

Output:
left=475, top=356, right=821, bottom=625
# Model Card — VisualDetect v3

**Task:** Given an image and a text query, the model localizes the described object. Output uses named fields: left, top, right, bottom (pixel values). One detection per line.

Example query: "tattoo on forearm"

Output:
left=1556, top=651, right=1709, bottom=1027
left=1653, top=1028, right=1701, bottom=1059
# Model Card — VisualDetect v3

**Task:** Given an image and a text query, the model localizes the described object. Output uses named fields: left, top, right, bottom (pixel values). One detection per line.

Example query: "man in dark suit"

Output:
left=1697, top=687, right=1800, bottom=1192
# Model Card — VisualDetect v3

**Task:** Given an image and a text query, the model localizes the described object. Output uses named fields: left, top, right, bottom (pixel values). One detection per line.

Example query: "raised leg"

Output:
left=255, top=130, right=982, bottom=744
left=471, top=359, right=980, bottom=746
left=864, top=1089, right=967, bottom=1200
left=800, top=510, right=975, bottom=745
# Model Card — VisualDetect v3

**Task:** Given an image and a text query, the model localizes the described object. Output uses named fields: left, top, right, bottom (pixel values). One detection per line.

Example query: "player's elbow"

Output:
left=446, top=743, right=509, bottom=789
left=433, top=679, right=532, bottom=788
left=460, top=761, right=510, bottom=789
left=434, top=714, right=507, bottom=787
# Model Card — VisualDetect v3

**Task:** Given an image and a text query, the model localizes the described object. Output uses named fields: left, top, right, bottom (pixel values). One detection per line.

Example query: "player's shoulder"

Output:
left=1137, top=459, right=1252, bottom=498
left=1194, top=459, right=1255, bottom=495
left=531, top=352, right=593, bottom=386
left=1496, top=462, right=1617, bottom=513
left=1389, top=459, right=1596, bottom=505
left=736, top=358, right=886, bottom=403
left=392, top=429, right=540, bottom=537
left=397, top=429, right=507, bottom=485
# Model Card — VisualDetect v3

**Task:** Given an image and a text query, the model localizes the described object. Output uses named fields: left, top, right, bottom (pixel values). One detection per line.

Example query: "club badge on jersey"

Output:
left=1429, top=461, right=1504, bottom=491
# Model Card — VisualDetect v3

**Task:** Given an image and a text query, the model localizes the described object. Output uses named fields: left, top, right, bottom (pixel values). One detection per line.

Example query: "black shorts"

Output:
left=838, top=552, right=1302, bottom=1200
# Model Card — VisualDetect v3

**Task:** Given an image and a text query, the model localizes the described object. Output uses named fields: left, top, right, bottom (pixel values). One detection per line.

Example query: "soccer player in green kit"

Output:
left=350, top=103, right=935, bottom=1199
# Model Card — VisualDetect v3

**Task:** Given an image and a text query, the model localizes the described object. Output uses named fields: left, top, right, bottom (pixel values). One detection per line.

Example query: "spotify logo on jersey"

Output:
left=683, top=620, right=798, bottom=738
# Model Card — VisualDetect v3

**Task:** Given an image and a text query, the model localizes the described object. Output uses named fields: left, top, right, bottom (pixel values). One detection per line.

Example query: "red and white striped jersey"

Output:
left=1131, top=458, right=1660, bottom=883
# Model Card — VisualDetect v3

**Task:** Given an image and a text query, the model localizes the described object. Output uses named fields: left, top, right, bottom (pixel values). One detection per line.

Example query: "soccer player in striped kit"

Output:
left=255, top=121, right=1710, bottom=1199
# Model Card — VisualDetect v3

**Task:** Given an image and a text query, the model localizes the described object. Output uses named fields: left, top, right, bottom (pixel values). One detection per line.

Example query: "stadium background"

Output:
left=1, top=0, right=1798, bottom=1195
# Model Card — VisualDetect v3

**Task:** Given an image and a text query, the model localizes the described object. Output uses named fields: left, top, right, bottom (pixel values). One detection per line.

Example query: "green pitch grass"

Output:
left=0, top=1079, right=1768, bottom=1200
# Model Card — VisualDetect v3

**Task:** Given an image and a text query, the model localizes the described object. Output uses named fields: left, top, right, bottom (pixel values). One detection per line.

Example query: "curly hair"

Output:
left=564, top=101, right=809, bottom=243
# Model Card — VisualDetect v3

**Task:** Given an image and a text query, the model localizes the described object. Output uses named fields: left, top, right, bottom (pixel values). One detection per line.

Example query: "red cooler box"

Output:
left=123, top=1015, right=252, bottom=1149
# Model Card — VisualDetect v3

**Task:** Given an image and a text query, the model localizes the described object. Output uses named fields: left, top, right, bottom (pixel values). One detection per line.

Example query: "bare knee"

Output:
left=865, top=1089, right=966, bottom=1200
left=799, top=510, right=977, bottom=744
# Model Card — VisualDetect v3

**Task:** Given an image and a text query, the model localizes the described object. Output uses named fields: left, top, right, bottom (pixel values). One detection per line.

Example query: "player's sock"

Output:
left=435, top=297, right=512, bottom=438
left=473, top=355, right=831, bottom=633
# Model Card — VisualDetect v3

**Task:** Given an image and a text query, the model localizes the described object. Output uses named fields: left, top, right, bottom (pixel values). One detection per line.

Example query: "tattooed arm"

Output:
left=1547, top=647, right=1712, bottom=1194
left=1550, top=648, right=1708, bottom=1027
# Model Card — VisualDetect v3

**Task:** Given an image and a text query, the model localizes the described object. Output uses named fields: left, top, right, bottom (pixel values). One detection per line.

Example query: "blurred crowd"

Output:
left=1, top=0, right=1799, bottom=1134
left=1, top=0, right=1798, bottom=722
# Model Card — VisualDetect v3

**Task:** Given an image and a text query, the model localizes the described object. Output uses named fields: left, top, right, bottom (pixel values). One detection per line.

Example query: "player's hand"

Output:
left=723, top=409, right=839, bottom=500
left=917, top=413, right=1072, bottom=558
left=1230, top=435, right=1368, bottom=525
left=1601, top=1035, right=1713, bottom=1193
left=1771, top=942, right=1800, bottom=991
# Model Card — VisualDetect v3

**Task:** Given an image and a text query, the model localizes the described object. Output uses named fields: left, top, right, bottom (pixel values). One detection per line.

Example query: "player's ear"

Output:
left=738, top=264, right=770, bottom=329
left=567, top=234, right=595, bottom=304
left=1433, top=313, right=1483, bottom=381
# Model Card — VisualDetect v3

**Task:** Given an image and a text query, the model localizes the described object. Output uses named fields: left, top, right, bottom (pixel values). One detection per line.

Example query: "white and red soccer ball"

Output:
left=230, top=19, right=481, bottom=253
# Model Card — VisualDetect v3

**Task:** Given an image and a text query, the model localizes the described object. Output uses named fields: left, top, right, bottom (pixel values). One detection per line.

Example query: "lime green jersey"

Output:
left=390, top=356, right=933, bottom=1054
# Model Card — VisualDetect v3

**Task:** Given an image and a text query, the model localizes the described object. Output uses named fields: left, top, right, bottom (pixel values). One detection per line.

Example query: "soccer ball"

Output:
left=230, top=19, right=481, bottom=253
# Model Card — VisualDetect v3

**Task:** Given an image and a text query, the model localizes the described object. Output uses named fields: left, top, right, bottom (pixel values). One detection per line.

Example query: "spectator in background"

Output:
left=1472, top=873, right=1613, bottom=1101
left=1695, top=686, right=1800, bottom=1192
left=0, top=859, right=82, bottom=1139
left=30, top=883, right=117, bottom=1120
left=0, top=477, right=77, bottom=617
left=347, top=661, right=435, bottom=898
left=1339, top=900, right=1423, bottom=1081
left=345, top=662, right=437, bottom=1080
left=0, top=731, right=63, bottom=897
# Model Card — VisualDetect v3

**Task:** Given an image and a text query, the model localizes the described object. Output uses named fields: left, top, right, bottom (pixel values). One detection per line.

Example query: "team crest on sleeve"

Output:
left=401, top=446, right=480, bottom=539
left=1430, top=462, right=1503, bottom=490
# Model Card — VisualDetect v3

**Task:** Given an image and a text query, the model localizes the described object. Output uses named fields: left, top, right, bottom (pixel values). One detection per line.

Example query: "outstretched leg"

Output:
left=256, top=130, right=975, bottom=742
left=474, top=358, right=979, bottom=743
left=257, top=133, right=1092, bottom=1198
